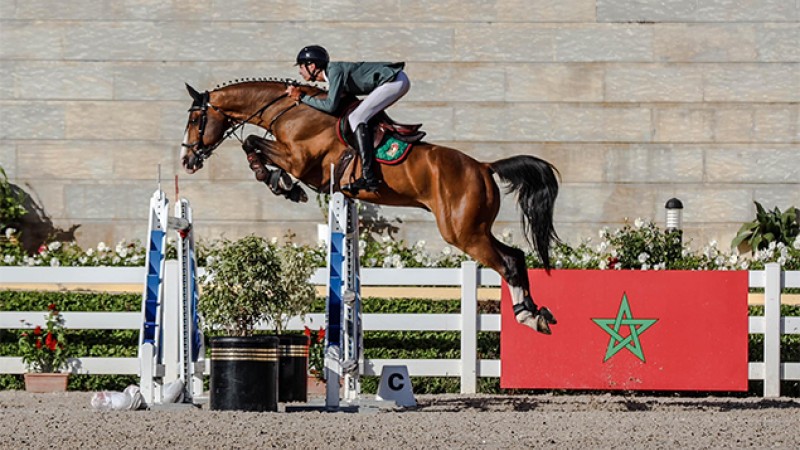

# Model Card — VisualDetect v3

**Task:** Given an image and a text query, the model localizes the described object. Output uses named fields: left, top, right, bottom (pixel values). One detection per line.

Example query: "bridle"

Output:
left=181, top=88, right=295, bottom=167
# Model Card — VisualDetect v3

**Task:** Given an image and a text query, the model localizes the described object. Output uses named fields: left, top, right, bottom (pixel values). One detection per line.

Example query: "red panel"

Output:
left=500, top=270, right=749, bottom=391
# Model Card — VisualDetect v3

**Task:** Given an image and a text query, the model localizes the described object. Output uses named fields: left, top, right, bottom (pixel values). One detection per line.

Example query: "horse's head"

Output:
left=180, top=83, right=232, bottom=173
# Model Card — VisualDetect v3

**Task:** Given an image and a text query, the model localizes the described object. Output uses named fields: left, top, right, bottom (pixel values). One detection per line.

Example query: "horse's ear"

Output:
left=185, top=83, right=203, bottom=103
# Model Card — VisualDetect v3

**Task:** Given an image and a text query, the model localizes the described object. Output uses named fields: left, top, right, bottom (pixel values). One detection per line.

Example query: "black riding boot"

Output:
left=344, top=124, right=382, bottom=194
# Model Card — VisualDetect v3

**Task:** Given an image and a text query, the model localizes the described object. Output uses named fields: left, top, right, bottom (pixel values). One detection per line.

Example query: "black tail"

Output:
left=491, top=155, right=560, bottom=270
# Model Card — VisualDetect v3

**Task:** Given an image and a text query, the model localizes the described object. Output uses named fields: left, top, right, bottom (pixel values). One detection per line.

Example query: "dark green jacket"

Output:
left=301, top=61, right=405, bottom=114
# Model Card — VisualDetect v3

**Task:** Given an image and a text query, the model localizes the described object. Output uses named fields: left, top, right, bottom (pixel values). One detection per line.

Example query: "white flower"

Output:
left=596, top=241, right=608, bottom=253
left=641, top=263, right=650, bottom=270
left=598, top=260, right=608, bottom=270
left=414, top=254, right=424, bottom=263
left=382, top=256, right=392, bottom=268
left=637, top=252, right=650, bottom=263
left=270, top=237, right=278, bottom=245
left=86, top=248, right=95, bottom=256
left=599, top=227, right=609, bottom=239
left=381, top=236, right=391, bottom=243
left=793, top=238, right=800, bottom=250
left=442, top=246, right=452, bottom=256
left=415, top=240, right=426, bottom=249
left=97, top=242, right=110, bottom=252
left=50, top=258, right=60, bottom=267
left=5, top=228, right=16, bottom=238
left=768, top=241, right=777, bottom=250
left=634, top=218, right=645, bottom=229
left=778, top=256, right=787, bottom=266
left=3, top=255, right=15, bottom=264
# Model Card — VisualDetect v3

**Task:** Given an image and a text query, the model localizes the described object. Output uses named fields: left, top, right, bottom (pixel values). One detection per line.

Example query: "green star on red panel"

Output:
left=592, top=293, right=658, bottom=362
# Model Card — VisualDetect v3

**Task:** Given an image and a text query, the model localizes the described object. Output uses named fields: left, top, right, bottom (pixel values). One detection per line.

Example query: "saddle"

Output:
left=336, top=101, right=427, bottom=151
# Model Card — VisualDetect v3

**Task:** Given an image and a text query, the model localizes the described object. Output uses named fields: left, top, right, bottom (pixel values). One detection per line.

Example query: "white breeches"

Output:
left=348, top=71, right=410, bottom=130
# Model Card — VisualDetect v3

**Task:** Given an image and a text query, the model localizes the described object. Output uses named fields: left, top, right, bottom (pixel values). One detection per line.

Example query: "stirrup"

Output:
left=343, top=177, right=381, bottom=194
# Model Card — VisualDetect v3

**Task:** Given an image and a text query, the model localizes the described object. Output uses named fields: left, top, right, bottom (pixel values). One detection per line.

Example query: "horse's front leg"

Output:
left=242, top=135, right=308, bottom=203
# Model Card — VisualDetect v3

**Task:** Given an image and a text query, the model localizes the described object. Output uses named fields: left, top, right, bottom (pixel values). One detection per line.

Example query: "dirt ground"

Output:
left=0, top=391, right=798, bottom=449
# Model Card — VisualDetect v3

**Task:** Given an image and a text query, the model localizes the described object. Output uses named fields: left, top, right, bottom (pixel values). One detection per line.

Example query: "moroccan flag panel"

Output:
left=500, top=270, right=749, bottom=391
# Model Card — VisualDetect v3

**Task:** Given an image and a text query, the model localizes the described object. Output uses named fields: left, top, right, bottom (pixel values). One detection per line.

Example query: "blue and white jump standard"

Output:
left=138, top=188, right=205, bottom=408
left=325, top=192, right=363, bottom=409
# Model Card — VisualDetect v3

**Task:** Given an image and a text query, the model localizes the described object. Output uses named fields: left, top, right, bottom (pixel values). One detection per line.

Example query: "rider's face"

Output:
left=298, top=63, right=317, bottom=81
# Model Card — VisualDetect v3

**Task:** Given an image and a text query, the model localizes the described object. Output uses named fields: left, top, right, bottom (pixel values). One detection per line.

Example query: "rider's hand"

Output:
left=286, top=86, right=303, bottom=102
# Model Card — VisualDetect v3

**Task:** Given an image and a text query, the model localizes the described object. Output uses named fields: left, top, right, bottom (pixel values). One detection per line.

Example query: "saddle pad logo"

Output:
left=376, top=137, right=411, bottom=165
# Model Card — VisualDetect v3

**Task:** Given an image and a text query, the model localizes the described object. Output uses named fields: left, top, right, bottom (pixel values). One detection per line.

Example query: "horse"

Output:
left=180, top=79, right=560, bottom=334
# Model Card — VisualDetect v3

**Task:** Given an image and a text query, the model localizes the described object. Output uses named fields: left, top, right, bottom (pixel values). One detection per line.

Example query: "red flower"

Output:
left=38, top=245, right=46, bottom=254
left=608, top=256, right=619, bottom=269
left=46, top=338, right=58, bottom=352
left=33, top=326, right=42, bottom=336
left=317, top=328, right=326, bottom=343
left=303, top=326, right=311, bottom=337
left=35, top=339, right=42, bottom=349
left=48, top=303, right=57, bottom=311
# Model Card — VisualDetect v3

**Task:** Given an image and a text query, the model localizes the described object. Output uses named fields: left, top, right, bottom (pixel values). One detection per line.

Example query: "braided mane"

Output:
left=212, top=77, right=326, bottom=94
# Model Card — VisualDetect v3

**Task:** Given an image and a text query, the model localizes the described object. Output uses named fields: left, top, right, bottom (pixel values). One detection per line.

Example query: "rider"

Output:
left=286, top=45, right=410, bottom=194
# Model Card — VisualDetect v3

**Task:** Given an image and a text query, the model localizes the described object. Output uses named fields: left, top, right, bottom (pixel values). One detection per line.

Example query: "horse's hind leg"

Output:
left=468, top=237, right=557, bottom=334
left=497, top=241, right=557, bottom=334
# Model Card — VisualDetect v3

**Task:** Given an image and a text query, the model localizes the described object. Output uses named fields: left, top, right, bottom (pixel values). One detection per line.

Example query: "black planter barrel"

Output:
left=209, top=335, right=279, bottom=411
left=278, top=335, right=310, bottom=403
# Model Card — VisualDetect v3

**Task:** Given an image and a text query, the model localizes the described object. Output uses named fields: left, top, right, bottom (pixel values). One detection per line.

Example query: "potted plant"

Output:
left=198, top=234, right=320, bottom=410
left=18, top=303, right=70, bottom=392
left=199, top=235, right=285, bottom=411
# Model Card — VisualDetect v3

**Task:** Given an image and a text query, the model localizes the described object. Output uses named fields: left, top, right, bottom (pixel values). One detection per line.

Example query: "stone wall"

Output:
left=1, top=0, right=798, bottom=252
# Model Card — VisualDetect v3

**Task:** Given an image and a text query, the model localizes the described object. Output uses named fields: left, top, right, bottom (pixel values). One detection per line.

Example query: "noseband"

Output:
left=182, top=89, right=293, bottom=166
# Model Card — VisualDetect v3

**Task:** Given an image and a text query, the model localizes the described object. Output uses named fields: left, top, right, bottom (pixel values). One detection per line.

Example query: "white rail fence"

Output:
left=1, top=263, right=798, bottom=397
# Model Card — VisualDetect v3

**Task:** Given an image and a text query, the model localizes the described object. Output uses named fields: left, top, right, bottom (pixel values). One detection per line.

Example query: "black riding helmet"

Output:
left=295, top=45, right=329, bottom=69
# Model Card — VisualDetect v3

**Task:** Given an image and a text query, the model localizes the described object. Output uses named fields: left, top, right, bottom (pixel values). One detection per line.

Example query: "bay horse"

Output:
left=180, top=80, right=559, bottom=334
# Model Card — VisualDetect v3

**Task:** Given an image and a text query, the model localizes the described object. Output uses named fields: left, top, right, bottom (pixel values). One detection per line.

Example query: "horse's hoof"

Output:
left=516, top=311, right=549, bottom=334
left=287, top=184, right=308, bottom=203
left=538, top=307, right=557, bottom=325
left=534, top=314, right=552, bottom=335
left=517, top=310, right=555, bottom=334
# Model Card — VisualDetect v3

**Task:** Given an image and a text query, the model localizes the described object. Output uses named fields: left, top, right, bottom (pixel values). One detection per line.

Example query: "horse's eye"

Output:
left=188, top=118, right=199, bottom=125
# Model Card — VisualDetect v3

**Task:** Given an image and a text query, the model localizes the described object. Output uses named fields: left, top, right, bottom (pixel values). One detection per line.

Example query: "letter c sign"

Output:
left=388, top=373, right=405, bottom=391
